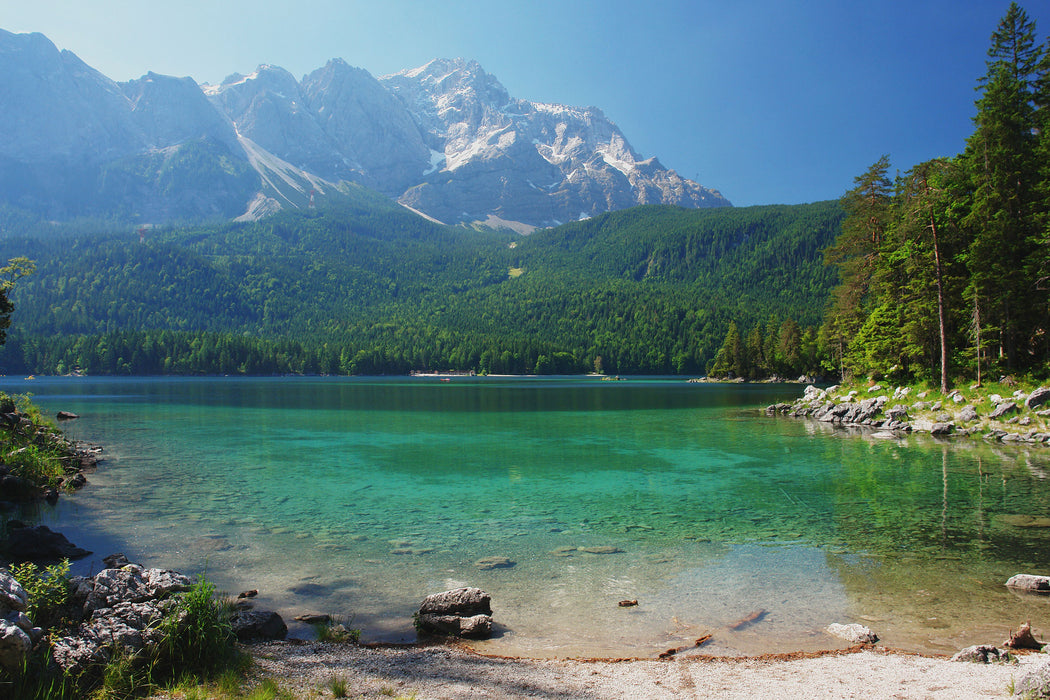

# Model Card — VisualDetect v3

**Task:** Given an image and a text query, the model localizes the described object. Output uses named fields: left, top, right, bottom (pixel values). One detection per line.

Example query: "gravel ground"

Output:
left=244, top=641, right=1043, bottom=699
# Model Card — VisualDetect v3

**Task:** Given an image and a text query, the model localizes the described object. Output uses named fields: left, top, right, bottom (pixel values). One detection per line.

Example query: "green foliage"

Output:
left=0, top=391, right=70, bottom=493
left=9, top=559, right=72, bottom=630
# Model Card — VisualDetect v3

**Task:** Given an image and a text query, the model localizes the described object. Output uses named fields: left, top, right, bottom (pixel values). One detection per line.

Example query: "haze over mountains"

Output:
left=0, top=29, right=729, bottom=230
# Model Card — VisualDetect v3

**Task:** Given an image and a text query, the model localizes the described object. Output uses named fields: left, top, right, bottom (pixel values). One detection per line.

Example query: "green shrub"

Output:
left=9, top=559, right=72, bottom=630
left=155, top=574, right=242, bottom=676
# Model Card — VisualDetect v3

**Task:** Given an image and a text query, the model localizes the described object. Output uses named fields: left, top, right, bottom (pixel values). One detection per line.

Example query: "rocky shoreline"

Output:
left=766, top=383, right=1050, bottom=443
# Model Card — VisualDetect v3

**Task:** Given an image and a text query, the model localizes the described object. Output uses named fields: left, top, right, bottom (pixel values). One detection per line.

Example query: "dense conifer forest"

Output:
left=0, top=198, right=842, bottom=376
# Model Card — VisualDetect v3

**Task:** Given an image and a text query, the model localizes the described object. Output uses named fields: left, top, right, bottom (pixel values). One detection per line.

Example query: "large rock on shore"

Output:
left=52, top=559, right=194, bottom=674
left=229, top=609, right=288, bottom=641
left=417, top=587, right=493, bottom=639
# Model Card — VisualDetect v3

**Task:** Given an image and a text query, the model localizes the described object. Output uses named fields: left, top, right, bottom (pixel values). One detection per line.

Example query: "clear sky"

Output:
left=5, top=1, right=1049, bottom=207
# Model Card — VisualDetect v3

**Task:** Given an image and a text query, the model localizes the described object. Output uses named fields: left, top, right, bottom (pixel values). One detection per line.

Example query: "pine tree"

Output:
left=964, top=2, right=1044, bottom=370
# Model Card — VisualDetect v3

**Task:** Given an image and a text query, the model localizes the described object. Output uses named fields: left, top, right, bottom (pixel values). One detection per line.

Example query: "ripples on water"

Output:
left=9, top=376, right=1050, bottom=657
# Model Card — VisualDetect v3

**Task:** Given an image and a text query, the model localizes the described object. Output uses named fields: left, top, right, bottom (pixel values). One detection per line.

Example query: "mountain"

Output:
left=0, top=29, right=729, bottom=230
left=380, top=59, right=727, bottom=228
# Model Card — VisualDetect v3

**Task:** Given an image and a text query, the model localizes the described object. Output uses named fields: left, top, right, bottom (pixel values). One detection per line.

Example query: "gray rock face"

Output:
left=381, top=58, right=729, bottom=228
left=417, top=587, right=494, bottom=639
left=51, top=600, right=170, bottom=675
left=958, top=405, right=980, bottom=423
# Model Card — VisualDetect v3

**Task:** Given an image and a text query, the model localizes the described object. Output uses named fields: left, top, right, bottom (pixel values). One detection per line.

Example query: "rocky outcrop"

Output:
left=52, top=600, right=171, bottom=675
left=75, top=563, right=192, bottom=614
left=417, top=587, right=493, bottom=639
left=51, top=560, right=194, bottom=674
left=4, top=525, right=91, bottom=563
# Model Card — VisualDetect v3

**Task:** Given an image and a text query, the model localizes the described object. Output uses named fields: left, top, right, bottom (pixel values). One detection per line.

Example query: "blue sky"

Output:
left=6, top=1, right=1049, bottom=207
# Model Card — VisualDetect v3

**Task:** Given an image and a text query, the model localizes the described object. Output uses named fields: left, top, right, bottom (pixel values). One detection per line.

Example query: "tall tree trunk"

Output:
left=929, top=210, right=949, bottom=393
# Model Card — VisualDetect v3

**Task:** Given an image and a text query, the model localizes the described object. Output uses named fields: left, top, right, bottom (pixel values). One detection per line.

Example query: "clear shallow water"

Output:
left=6, top=376, right=1050, bottom=657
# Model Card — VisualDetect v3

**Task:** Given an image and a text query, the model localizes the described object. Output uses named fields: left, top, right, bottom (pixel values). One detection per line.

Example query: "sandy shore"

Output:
left=245, top=641, right=1044, bottom=699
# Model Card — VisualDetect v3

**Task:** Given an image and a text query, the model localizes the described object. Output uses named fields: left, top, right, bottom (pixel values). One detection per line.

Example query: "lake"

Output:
left=5, top=375, right=1050, bottom=658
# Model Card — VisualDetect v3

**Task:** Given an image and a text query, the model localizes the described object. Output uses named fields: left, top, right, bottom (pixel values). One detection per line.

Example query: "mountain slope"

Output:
left=0, top=28, right=730, bottom=229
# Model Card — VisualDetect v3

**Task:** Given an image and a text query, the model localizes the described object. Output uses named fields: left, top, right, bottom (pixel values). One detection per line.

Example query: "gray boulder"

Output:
left=1006, top=574, right=1050, bottom=594
left=957, top=405, right=980, bottom=423
left=417, top=587, right=494, bottom=639
left=1027, top=387, right=1050, bottom=411
left=0, top=570, right=29, bottom=614
left=0, top=619, right=31, bottom=670
left=990, top=401, right=1019, bottom=420
left=229, top=609, right=287, bottom=641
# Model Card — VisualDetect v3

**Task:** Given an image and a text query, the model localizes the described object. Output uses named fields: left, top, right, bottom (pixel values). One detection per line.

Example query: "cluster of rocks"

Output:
left=416, top=587, right=493, bottom=639
left=767, top=384, right=1050, bottom=444
left=0, top=552, right=290, bottom=676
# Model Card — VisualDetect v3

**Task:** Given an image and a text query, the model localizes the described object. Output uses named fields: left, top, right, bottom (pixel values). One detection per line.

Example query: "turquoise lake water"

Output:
left=5, top=376, right=1050, bottom=657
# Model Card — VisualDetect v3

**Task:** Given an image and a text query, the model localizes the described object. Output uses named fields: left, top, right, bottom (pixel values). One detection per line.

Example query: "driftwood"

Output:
left=728, top=610, right=768, bottom=631
left=658, top=634, right=713, bottom=659
left=1005, top=621, right=1045, bottom=650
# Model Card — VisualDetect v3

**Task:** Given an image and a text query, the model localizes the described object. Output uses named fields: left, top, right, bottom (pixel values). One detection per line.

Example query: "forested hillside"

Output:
left=0, top=198, right=842, bottom=376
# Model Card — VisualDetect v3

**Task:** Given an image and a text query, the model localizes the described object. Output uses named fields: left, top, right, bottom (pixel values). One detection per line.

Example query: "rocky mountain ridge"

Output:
left=0, top=29, right=730, bottom=230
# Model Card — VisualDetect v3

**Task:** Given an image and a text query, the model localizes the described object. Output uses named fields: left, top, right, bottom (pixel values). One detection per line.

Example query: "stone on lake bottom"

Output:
left=474, top=556, right=515, bottom=570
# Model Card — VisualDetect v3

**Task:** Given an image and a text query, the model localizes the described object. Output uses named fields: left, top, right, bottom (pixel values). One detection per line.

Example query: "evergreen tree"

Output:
left=964, top=2, right=1044, bottom=370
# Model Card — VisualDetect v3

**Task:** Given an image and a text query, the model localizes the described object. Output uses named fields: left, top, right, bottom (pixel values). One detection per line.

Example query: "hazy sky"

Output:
left=6, top=1, right=1049, bottom=207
